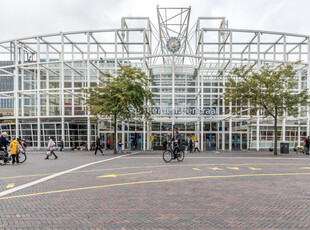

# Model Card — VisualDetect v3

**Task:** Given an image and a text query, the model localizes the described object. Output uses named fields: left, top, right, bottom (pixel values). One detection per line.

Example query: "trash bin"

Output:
left=280, top=142, right=289, bottom=154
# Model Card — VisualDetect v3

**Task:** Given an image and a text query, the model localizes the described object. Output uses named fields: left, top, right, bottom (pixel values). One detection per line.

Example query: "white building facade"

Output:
left=0, top=7, right=309, bottom=151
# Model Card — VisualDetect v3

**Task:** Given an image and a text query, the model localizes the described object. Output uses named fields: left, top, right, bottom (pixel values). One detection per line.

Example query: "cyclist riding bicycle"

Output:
left=171, top=129, right=181, bottom=159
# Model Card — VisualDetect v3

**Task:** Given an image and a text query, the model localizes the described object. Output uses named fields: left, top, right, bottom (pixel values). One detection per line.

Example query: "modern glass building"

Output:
left=0, top=6, right=309, bottom=151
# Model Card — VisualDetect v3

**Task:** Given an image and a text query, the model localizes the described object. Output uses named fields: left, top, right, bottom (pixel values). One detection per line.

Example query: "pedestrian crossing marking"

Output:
left=299, top=167, right=310, bottom=169
left=227, top=167, right=239, bottom=170
left=6, top=183, right=15, bottom=189
left=249, top=167, right=262, bottom=171
left=209, top=167, right=223, bottom=170
left=192, top=168, right=201, bottom=171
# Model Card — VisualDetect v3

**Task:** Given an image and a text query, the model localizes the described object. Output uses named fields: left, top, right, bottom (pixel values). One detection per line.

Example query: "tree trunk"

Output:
left=113, top=115, right=117, bottom=154
left=273, top=110, right=278, bottom=155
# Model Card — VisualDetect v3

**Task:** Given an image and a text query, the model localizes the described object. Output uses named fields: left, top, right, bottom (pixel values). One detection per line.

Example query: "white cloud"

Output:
left=0, top=0, right=309, bottom=41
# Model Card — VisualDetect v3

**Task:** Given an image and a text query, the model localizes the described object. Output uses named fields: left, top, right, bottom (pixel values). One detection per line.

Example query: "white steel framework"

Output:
left=0, top=6, right=309, bottom=151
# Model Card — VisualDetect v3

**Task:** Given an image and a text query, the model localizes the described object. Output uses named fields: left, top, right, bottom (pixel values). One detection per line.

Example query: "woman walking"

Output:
left=10, top=137, right=19, bottom=165
left=60, top=139, right=64, bottom=151
left=194, top=141, right=200, bottom=153
left=45, top=136, right=58, bottom=160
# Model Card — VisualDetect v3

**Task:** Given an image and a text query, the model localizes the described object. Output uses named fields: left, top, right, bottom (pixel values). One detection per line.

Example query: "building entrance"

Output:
left=205, top=133, right=217, bottom=150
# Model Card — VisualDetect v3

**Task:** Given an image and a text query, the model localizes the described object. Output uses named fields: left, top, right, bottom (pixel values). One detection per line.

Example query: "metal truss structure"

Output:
left=0, top=6, right=309, bottom=151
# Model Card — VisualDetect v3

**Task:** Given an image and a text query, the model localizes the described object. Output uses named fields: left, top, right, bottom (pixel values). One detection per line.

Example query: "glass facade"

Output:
left=0, top=7, right=309, bottom=150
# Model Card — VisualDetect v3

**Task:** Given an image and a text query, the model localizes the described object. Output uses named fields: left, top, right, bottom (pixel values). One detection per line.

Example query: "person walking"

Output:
left=305, top=136, right=310, bottom=155
left=20, top=138, right=27, bottom=153
left=45, top=136, right=58, bottom=160
left=60, top=139, right=64, bottom=151
left=0, top=132, right=9, bottom=162
left=117, top=139, right=123, bottom=153
left=189, top=138, right=194, bottom=153
left=185, top=138, right=189, bottom=153
left=107, top=139, right=111, bottom=150
left=194, top=141, right=200, bottom=153
left=9, top=137, right=19, bottom=165
left=94, top=136, right=103, bottom=155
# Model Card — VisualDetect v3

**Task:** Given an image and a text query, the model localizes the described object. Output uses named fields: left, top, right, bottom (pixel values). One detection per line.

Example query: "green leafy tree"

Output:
left=224, top=63, right=310, bottom=155
left=84, top=65, right=153, bottom=154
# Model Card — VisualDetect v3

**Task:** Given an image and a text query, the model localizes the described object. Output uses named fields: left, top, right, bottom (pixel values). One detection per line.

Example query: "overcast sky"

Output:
left=0, top=0, right=309, bottom=41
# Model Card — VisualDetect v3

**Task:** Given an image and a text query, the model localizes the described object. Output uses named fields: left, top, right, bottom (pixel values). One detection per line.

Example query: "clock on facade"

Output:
left=166, top=37, right=181, bottom=53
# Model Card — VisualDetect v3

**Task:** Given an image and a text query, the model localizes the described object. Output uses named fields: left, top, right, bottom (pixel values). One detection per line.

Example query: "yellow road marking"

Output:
left=300, top=167, right=310, bottom=169
left=192, top=168, right=201, bottom=171
left=249, top=167, right=262, bottom=170
left=1, top=163, right=310, bottom=180
left=6, top=183, right=15, bottom=189
left=97, top=171, right=152, bottom=178
left=2, top=172, right=310, bottom=200
left=226, top=167, right=239, bottom=170
left=209, top=167, right=223, bottom=170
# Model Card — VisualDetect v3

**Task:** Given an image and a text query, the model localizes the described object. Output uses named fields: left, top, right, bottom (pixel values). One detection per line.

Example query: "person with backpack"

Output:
left=189, top=138, right=194, bottom=153
left=20, top=138, right=27, bottom=153
left=45, top=136, right=58, bottom=160
left=94, top=136, right=103, bottom=155
left=9, top=137, right=19, bottom=165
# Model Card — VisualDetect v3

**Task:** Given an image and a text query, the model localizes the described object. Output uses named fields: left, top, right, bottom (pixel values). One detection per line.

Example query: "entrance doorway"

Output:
left=205, top=133, right=217, bottom=150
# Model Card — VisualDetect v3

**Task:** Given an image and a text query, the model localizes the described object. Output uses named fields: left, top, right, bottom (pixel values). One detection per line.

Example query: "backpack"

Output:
left=17, top=144, right=23, bottom=154
left=189, top=139, right=193, bottom=145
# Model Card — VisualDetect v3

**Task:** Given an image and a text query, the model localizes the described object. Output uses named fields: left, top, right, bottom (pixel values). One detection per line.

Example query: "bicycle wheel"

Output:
left=19, top=153, right=27, bottom=163
left=177, top=150, right=185, bottom=162
left=0, top=156, right=7, bottom=165
left=163, top=150, right=172, bottom=163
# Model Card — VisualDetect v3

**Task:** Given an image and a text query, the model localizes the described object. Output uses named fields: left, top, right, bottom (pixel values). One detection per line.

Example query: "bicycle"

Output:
left=163, top=143, right=185, bottom=163
left=18, top=150, right=27, bottom=163
left=0, top=149, right=27, bottom=165
left=0, top=149, right=11, bottom=166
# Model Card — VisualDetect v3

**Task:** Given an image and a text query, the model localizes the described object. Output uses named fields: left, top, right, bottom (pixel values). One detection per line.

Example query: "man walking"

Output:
left=94, top=136, right=104, bottom=155
left=60, top=139, right=64, bottom=151
left=305, top=136, right=310, bottom=155
left=189, top=138, right=194, bottom=153
left=117, top=139, right=123, bottom=153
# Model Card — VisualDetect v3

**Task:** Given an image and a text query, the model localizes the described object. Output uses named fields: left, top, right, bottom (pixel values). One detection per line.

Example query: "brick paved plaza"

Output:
left=1, top=150, right=310, bottom=229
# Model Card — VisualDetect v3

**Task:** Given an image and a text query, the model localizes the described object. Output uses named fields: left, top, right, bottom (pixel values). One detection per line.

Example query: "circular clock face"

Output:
left=166, top=37, right=181, bottom=53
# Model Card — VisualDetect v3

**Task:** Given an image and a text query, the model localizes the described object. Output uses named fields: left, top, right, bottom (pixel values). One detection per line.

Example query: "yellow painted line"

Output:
left=192, top=168, right=201, bottom=171
left=249, top=167, right=262, bottom=171
left=209, top=167, right=223, bottom=170
left=97, top=171, right=152, bottom=178
left=1, top=163, right=310, bottom=180
left=6, top=183, right=15, bottom=189
left=300, top=167, right=310, bottom=169
left=2, top=172, right=310, bottom=200
left=226, top=167, right=239, bottom=170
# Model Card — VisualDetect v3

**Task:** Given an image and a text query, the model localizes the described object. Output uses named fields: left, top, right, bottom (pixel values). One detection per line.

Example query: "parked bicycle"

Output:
left=163, top=142, right=185, bottom=163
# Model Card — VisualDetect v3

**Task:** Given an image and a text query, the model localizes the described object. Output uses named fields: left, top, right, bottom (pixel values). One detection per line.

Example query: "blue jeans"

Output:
left=185, top=146, right=188, bottom=152
left=117, top=146, right=123, bottom=153
left=306, top=147, right=309, bottom=154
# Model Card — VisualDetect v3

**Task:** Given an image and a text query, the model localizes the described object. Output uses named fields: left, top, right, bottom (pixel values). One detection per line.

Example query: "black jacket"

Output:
left=96, top=138, right=101, bottom=147
left=305, top=138, right=310, bottom=148
left=0, top=136, right=8, bottom=149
